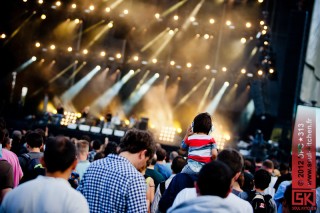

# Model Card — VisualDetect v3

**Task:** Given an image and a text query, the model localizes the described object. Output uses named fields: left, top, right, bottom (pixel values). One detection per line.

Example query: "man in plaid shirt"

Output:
left=78, top=129, right=156, bottom=212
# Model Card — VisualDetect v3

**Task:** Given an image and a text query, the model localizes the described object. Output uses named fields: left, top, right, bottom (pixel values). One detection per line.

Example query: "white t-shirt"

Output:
left=172, top=187, right=253, bottom=213
left=0, top=175, right=89, bottom=213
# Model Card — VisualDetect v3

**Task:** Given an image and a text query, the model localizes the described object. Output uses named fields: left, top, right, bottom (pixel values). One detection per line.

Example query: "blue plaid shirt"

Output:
left=77, top=154, right=147, bottom=213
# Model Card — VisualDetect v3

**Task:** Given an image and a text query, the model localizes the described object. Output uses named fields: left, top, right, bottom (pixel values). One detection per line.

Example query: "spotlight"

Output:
left=209, top=18, right=215, bottom=24
left=264, top=41, right=269, bottom=45
left=169, top=30, right=174, bottom=35
left=226, top=20, right=231, bottom=26
left=260, top=20, right=265, bottom=25
left=1, top=34, right=6, bottom=39
left=23, top=0, right=27, bottom=2
left=55, top=1, right=61, bottom=6
left=71, top=3, right=76, bottom=9
left=41, top=14, right=46, bottom=20
left=204, top=34, right=210, bottom=40
left=257, top=70, right=263, bottom=75
left=96, top=65, right=101, bottom=70
left=105, top=7, right=111, bottom=13
left=186, top=62, right=192, bottom=68
left=173, top=15, right=179, bottom=20
left=35, top=42, right=41, bottom=47
left=50, top=44, right=55, bottom=50
left=269, top=68, right=274, bottom=74
left=75, top=19, right=80, bottom=24
left=241, top=68, right=246, bottom=74
left=190, top=17, right=196, bottom=22
left=129, top=70, right=135, bottom=74
left=116, top=53, right=122, bottom=59
left=133, top=56, right=139, bottom=61
left=170, top=60, right=175, bottom=66
left=152, top=58, right=157, bottom=64
left=205, top=65, right=210, bottom=70
left=123, top=9, right=129, bottom=14
left=108, top=22, right=113, bottom=28
left=100, top=51, right=106, bottom=56
left=222, top=67, right=227, bottom=72
left=67, top=47, right=72, bottom=52
left=224, top=81, right=229, bottom=86
left=155, top=13, right=160, bottom=19
left=83, top=49, right=88, bottom=54
left=258, top=0, right=263, bottom=3
left=155, top=73, right=160, bottom=78
left=262, top=30, right=267, bottom=35
left=246, top=22, right=251, bottom=28
left=31, top=56, right=37, bottom=61
left=240, top=38, right=246, bottom=43
left=38, top=0, right=43, bottom=4
left=89, top=5, right=94, bottom=11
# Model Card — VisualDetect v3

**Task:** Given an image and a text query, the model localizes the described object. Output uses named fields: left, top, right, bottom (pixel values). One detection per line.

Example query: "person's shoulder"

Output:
left=226, top=193, right=253, bottom=211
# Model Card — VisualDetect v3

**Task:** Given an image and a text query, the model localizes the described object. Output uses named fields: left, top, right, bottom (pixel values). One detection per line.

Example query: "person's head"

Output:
left=169, top=151, right=179, bottom=162
left=12, top=130, right=22, bottom=141
left=279, top=162, right=290, bottom=175
left=2, top=137, right=11, bottom=150
left=43, top=136, right=77, bottom=173
left=217, top=148, right=244, bottom=178
left=156, top=148, right=166, bottom=161
left=171, top=156, right=187, bottom=174
left=196, top=160, right=233, bottom=198
left=254, top=169, right=271, bottom=190
left=76, top=140, right=89, bottom=156
left=103, top=141, right=118, bottom=156
left=192, top=112, right=213, bottom=135
left=34, top=128, right=46, bottom=144
left=25, top=132, right=43, bottom=149
left=119, top=129, right=156, bottom=169
left=92, top=140, right=102, bottom=151
left=93, top=152, right=105, bottom=161
left=262, top=159, right=274, bottom=174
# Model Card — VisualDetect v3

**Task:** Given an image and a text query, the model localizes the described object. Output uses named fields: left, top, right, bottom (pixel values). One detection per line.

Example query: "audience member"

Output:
left=155, top=148, right=171, bottom=180
left=262, top=159, right=278, bottom=197
left=145, top=154, right=166, bottom=189
left=10, top=130, right=23, bottom=155
left=0, top=136, right=89, bottom=213
left=0, top=160, right=14, bottom=204
left=78, top=129, right=156, bottom=212
left=75, top=140, right=90, bottom=180
left=167, top=160, right=234, bottom=213
left=87, top=139, right=102, bottom=162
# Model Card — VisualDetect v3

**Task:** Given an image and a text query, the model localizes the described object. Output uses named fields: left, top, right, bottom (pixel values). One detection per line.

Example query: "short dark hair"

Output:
left=25, top=132, right=43, bottom=148
left=156, top=148, right=166, bottom=161
left=103, top=141, right=118, bottom=156
left=217, top=148, right=244, bottom=177
left=197, top=160, right=233, bottom=198
left=44, top=136, right=76, bottom=173
left=254, top=169, right=271, bottom=190
left=92, top=140, right=102, bottom=150
left=171, top=156, right=186, bottom=174
left=119, top=129, right=156, bottom=159
left=262, top=159, right=274, bottom=170
left=193, top=112, right=212, bottom=135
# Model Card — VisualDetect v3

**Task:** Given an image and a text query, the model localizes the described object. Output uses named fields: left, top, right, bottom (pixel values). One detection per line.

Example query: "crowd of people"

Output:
left=0, top=113, right=312, bottom=212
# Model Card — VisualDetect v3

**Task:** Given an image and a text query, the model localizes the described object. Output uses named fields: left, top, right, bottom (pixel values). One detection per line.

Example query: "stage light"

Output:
left=41, top=14, right=46, bottom=20
left=67, top=47, right=72, bottom=52
left=264, top=26, right=268, bottom=30
left=262, top=30, right=267, bottom=35
left=240, top=37, right=246, bottom=43
left=100, top=51, right=106, bottom=56
left=38, top=0, right=43, bottom=4
left=241, top=68, right=246, bottom=74
left=123, top=9, right=129, bottom=14
left=116, top=53, right=122, bottom=59
left=108, top=22, right=113, bottom=28
left=83, top=49, right=88, bottom=54
left=258, top=0, right=263, bottom=3
left=205, top=65, right=210, bottom=70
left=170, top=60, right=175, bottom=66
left=155, top=73, right=160, bottom=78
left=222, top=67, right=227, bottom=72
left=173, top=15, right=179, bottom=20
left=205, top=81, right=229, bottom=114
left=264, top=41, right=269, bottom=45
left=40, top=59, right=45, bottom=63
left=152, top=58, right=157, bottom=64
left=260, top=20, right=265, bottom=25
left=23, top=0, right=27, bottom=2
left=89, top=5, right=94, bottom=11
left=75, top=19, right=80, bottom=24
left=190, top=17, right=196, bottom=22
left=226, top=20, right=231, bottom=26
left=155, top=13, right=160, bottom=19
left=245, top=22, right=251, bottom=28
left=186, top=62, right=192, bottom=68
left=196, top=34, right=201, bottom=38
left=56, top=1, right=61, bottom=6
left=1, top=34, right=6, bottom=39
left=50, top=44, right=55, bottom=50
left=31, top=56, right=37, bottom=61
left=133, top=56, right=139, bottom=61
left=105, top=7, right=111, bottom=13
left=258, top=70, right=263, bottom=75
left=204, top=34, right=209, bottom=39
left=35, top=42, right=40, bottom=47
left=269, top=68, right=274, bottom=74
left=209, top=18, right=215, bottom=24
left=71, top=3, right=76, bottom=9
left=169, top=30, right=174, bottom=35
